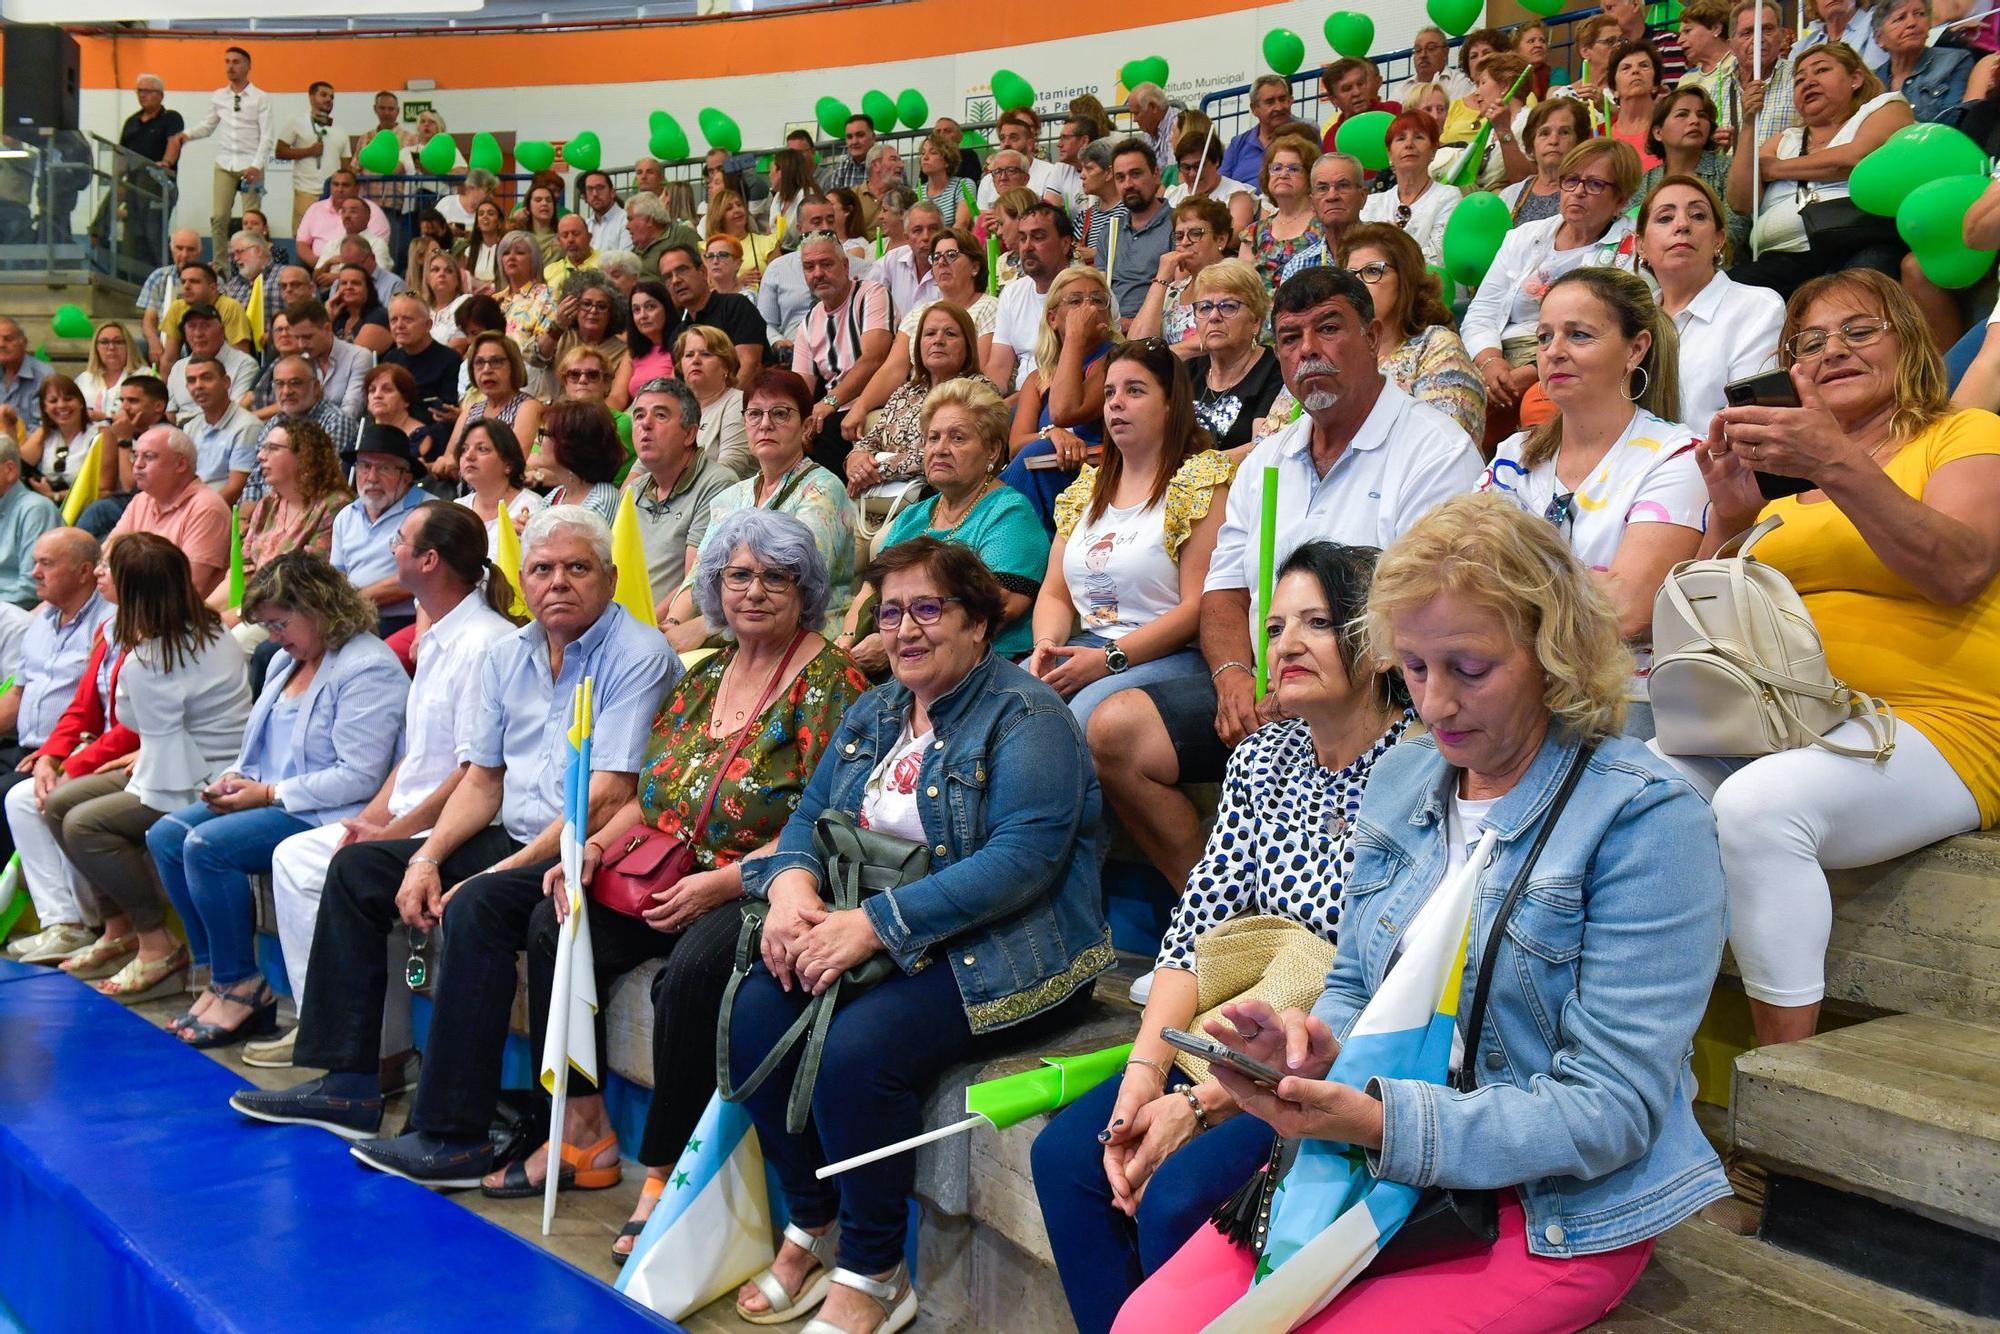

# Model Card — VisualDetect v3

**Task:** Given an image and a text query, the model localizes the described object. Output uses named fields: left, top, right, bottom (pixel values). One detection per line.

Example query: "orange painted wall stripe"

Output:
left=72, top=0, right=1250, bottom=92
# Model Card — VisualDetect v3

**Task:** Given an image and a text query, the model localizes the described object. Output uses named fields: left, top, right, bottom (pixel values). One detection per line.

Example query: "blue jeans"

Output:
left=999, top=437, right=1078, bottom=537
left=1062, top=632, right=1206, bottom=731
left=147, top=802, right=312, bottom=986
left=727, top=953, right=1092, bottom=1274
left=1031, top=1074, right=1275, bottom=1334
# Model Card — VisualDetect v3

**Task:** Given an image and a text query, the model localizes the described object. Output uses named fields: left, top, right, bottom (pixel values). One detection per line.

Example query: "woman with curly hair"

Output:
left=217, top=415, right=352, bottom=619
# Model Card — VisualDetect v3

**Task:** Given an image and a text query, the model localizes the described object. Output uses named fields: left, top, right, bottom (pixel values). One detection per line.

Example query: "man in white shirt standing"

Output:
left=277, top=80, right=339, bottom=235
left=174, top=46, right=275, bottom=264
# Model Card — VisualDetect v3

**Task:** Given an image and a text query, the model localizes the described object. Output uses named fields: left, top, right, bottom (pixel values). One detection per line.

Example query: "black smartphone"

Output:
left=1723, top=369, right=1815, bottom=500
left=1159, top=1026, right=1288, bottom=1088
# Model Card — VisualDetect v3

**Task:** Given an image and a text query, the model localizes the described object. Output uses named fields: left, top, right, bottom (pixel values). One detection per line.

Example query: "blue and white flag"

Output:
left=539, top=678, right=598, bottom=1235
left=617, top=1091, right=776, bottom=1321
left=1205, top=829, right=1499, bottom=1332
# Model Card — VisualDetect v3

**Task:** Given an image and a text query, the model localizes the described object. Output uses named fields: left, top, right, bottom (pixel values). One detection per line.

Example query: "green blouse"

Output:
left=636, top=641, right=869, bottom=869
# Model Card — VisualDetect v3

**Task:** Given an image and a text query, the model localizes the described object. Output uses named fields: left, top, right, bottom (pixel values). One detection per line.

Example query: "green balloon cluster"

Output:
left=992, top=69, right=1035, bottom=112
left=418, top=133, right=457, bottom=175
left=1324, top=11, right=1374, bottom=58
left=1335, top=110, right=1394, bottom=171
left=897, top=89, right=929, bottom=129
left=1427, top=0, right=1483, bottom=36
left=566, top=131, right=602, bottom=174
left=516, top=140, right=556, bottom=174
left=357, top=129, right=402, bottom=176
left=1851, top=123, right=1987, bottom=217
left=1120, top=56, right=1170, bottom=90
left=700, top=108, right=743, bottom=154
left=1899, top=174, right=1997, bottom=288
left=1441, top=191, right=1512, bottom=288
left=648, top=110, right=690, bottom=161
left=816, top=96, right=850, bottom=139
left=862, top=90, right=897, bottom=133
left=1262, top=28, right=1306, bottom=76
left=468, top=132, right=503, bottom=175
left=50, top=303, right=92, bottom=341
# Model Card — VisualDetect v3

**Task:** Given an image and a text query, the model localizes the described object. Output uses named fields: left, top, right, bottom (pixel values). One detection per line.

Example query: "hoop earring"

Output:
left=1623, top=365, right=1650, bottom=402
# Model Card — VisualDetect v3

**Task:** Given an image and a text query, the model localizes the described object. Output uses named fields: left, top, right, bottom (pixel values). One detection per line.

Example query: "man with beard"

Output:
left=985, top=200, right=1075, bottom=394
left=1105, top=139, right=1171, bottom=322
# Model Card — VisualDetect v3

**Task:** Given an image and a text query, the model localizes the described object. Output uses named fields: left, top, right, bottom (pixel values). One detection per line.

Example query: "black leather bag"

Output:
left=1800, top=196, right=1900, bottom=259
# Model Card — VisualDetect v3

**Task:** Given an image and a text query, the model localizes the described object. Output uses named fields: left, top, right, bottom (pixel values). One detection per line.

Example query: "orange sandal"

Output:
left=479, top=1133, right=623, bottom=1198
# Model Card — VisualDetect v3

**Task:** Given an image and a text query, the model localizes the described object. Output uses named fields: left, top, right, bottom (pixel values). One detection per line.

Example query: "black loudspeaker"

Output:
left=4, top=26, right=81, bottom=136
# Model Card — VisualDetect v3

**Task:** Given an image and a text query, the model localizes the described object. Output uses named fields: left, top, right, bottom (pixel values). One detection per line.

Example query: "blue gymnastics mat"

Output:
left=0, top=958, right=682, bottom=1333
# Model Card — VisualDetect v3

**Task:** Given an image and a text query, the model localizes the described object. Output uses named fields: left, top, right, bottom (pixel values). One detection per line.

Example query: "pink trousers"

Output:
left=1112, top=1193, right=1655, bottom=1333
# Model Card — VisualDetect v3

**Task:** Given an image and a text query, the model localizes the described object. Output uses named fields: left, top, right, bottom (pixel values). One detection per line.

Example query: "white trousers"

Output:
left=1652, top=719, right=1979, bottom=1006
left=270, top=823, right=414, bottom=1052
left=5, top=775, right=91, bottom=928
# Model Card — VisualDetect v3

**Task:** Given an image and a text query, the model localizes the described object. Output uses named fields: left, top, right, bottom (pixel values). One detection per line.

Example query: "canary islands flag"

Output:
left=537, top=677, right=598, bottom=1233
left=1203, top=828, right=1499, bottom=1333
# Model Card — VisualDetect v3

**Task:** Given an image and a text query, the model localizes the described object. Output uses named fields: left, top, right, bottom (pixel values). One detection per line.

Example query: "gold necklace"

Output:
left=932, top=479, right=994, bottom=534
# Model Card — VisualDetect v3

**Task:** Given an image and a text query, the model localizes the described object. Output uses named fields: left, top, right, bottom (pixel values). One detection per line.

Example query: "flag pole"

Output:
left=815, top=1114, right=987, bottom=1179
left=541, top=679, right=584, bottom=1236
left=1752, top=5, right=1764, bottom=220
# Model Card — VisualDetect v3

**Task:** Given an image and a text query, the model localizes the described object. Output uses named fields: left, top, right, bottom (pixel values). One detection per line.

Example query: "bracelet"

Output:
left=409, top=854, right=441, bottom=869
left=1210, top=659, right=1252, bottom=682
left=1180, top=1086, right=1211, bottom=1133
left=1125, top=1056, right=1170, bottom=1083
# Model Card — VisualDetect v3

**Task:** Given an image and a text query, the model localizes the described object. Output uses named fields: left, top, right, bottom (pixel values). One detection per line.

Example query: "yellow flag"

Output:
left=610, top=485, right=656, bottom=627
left=492, top=501, right=528, bottom=618
left=245, top=272, right=266, bottom=353
left=61, top=432, right=104, bottom=525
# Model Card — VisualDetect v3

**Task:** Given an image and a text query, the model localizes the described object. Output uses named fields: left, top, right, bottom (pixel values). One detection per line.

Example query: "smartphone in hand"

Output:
left=1723, top=369, right=1815, bottom=500
left=1159, top=1026, right=1288, bottom=1088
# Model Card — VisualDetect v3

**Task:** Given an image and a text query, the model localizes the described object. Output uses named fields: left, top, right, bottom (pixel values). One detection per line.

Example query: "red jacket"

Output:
left=33, top=627, right=137, bottom=775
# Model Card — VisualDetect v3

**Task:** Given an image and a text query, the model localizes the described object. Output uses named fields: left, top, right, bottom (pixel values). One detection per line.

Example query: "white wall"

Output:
left=88, top=0, right=1457, bottom=235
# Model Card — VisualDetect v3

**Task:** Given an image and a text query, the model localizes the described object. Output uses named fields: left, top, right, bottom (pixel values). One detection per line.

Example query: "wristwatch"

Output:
left=1104, top=642, right=1130, bottom=674
left=824, top=390, right=841, bottom=410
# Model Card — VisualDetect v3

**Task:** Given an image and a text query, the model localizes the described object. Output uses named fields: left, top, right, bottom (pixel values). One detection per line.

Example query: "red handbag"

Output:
left=589, top=630, right=807, bottom=919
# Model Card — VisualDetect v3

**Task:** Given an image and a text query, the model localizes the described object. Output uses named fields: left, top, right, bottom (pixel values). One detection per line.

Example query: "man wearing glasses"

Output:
left=173, top=46, right=274, bottom=265
left=329, top=422, right=424, bottom=636
left=1278, top=154, right=1369, bottom=282
left=1388, top=26, right=1472, bottom=103
left=976, top=108, right=1064, bottom=210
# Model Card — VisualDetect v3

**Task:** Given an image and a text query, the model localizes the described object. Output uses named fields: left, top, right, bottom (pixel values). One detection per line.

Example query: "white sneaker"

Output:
left=1127, top=970, right=1156, bottom=1006
left=11, top=923, right=99, bottom=965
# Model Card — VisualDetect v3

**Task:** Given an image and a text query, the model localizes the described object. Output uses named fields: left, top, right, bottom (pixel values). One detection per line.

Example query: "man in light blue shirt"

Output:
left=234, top=505, right=679, bottom=1181
left=181, top=355, right=260, bottom=504
left=0, top=318, right=53, bottom=432
left=0, top=436, right=60, bottom=608
left=328, top=422, right=423, bottom=635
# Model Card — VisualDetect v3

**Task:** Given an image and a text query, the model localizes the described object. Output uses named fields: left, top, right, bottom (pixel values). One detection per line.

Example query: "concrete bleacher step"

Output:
left=1732, top=1013, right=2000, bottom=1241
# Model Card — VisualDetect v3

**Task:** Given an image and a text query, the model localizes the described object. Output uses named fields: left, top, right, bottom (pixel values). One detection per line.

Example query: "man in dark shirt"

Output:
left=112, top=75, right=184, bottom=265
left=658, top=242, right=766, bottom=383
left=381, top=292, right=462, bottom=430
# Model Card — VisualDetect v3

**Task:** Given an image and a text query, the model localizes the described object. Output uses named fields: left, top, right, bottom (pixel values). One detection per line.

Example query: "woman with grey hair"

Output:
left=494, top=230, right=557, bottom=378
left=493, top=507, right=871, bottom=1250
left=544, top=269, right=633, bottom=410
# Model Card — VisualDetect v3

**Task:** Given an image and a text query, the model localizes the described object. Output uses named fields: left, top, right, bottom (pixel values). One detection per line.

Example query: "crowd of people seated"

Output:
left=12, top=19, right=2000, bottom=1330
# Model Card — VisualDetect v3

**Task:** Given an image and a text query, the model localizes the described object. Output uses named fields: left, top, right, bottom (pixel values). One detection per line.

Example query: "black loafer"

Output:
left=231, top=1077, right=384, bottom=1140
left=349, top=1130, right=492, bottom=1189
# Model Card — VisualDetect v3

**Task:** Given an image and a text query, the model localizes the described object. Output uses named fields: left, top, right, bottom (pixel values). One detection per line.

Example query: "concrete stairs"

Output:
left=0, top=273, right=140, bottom=374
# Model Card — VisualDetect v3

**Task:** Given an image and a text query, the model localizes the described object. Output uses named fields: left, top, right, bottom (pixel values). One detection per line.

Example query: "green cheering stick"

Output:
left=815, top=1042, right=1133, bottom=1179
left=0, top=853, right=26, bottom=943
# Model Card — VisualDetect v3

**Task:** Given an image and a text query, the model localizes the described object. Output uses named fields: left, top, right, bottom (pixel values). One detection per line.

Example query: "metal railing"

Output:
left=0, top=131, right=176, bottom=287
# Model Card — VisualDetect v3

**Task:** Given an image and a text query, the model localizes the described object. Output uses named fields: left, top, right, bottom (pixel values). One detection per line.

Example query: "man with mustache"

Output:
left=1083, top=268, right=1480, bottom=1003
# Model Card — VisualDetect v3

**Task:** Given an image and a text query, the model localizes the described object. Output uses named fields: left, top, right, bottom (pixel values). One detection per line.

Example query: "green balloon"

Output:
left=50, top=303, right=92, bottom=341
left=1426, top=0, right=1483, bottom=36
left=516, top=140, right=556, bottom=174
left=565, top=130, right=602, bottom=174
left=897, top=88, right=929, bottom=130
left=357, top=129, right=402, bottom=176
left=468, top=132, right=503, bottom=176
left=1442, top=191, right=1513, bottom=288
left=648, top=111, right=689, bottom=161
left=816, top=96, right=851, bottom=140
left=1519, top=0, right=1565, bottom=13
left=960, top=128, right=990, bottom=150
left=1120, top=56, right=1170, bottom=90
left=1334, top=110, right=1395, bottom=171
left=1324, top=11, right=1374, bottom=58
left=1851, top=123, right=1988, bottom=217
left=418, top=133, right=457, bottom=175
left=1898, top=174, right=1998, bottom=288
left=615, top=409, right=633, bottom=451
left=862, top=90, right=897, bottom=133
left=1262, top=28, right=1306, bottom=76
left=991, top=69, right=1035, bottom=112
left=699, top=107, right=743, bottom=154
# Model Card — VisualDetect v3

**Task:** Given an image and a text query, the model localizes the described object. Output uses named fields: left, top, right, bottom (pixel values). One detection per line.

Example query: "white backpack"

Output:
left=1649, top=515, right=1896, bottom=761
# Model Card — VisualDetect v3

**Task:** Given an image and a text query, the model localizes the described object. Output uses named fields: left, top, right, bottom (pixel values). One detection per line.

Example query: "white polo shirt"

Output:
left=1206, top=380, right=1482, bottom=641
left=993, top=274, right=1052, bottom=392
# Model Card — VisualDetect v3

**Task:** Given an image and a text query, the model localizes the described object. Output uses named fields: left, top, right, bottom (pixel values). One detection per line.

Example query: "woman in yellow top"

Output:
left=1666, top=270, right=2000, bottom=1048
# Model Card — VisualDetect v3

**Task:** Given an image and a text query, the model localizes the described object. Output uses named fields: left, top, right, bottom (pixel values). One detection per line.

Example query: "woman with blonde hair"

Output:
left=1662, top=269, right=2000, bottom=1048
left=1477, top=266, right=1705, bottom=738
left=1128, top=196, right=1236, bottom=352
left=1002, top=265, right=1122, bottom=532
left=1118, top=491, right=1729, bottom=1332
left=77, top=321, right=141, bottom=421
left=674, top=324, right=752, bottom=476
left=705, top=190, right=778, bottom=285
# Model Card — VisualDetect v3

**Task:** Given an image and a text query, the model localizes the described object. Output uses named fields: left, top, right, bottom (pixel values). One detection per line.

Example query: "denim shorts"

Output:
left=1138, top=670, right=1228, bottom=783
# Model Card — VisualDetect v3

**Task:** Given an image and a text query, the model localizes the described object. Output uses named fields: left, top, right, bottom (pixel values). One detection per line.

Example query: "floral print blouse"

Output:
left=638, top=642, right=869, bottom=868
left=690, top=460, right=859, bottom=632
left=1248, top=219, right=1322, bottom=289
left=500, top=282, right=557, bottom=353
left=859, top=371, right=998, bottom=483
left=239, top=489, right=351, bottom=578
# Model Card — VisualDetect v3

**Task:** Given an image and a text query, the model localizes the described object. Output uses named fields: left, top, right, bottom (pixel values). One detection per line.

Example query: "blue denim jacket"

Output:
left=1877, top=46, right=1974, bottom=126
left=741, top=652, right=1114, bottom=1034
left=1312, top=729, right=1730, bottom=1256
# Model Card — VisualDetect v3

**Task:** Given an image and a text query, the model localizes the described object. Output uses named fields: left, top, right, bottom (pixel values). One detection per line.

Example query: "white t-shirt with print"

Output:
left=1062, top=494, right=1181, bottom=641
left=859, top=718, right=933, bottom=843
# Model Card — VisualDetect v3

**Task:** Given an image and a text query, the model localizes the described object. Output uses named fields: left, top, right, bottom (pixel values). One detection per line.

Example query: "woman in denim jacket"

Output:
left=1119, top=494, right=1730, bottom=1332
left=731, top=536, right=1114, bottom=1334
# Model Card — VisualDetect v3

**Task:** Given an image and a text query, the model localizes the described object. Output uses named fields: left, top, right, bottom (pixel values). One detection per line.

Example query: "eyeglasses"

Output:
left=1192, top=299, right=1247, bottom=320
left=1171, top=227, right=1211, bottom=244
left=1559, top=174, right=1619, bottom=197
left=744, top=406, right=799, bottom=425
left=1058, top=292, right=1111, bottom=310
left=471, top=355, right=511, bottom=371
left=930, top=248, right=965, bottom=264
left=1785, top=317, right=1893, bottom=362
left=577, top=298, right=612, bottom=314
left=705, top=251, right=734, bottom=263
left=564, top=368, right=605, bottom=382
left=720, top=566, right=800, bottom=593
left=992, top=166, right=1028, bottom=177
left=255, top=612, right=295, bottom=636
left=1544, top=491, right=1577, bottom=532
left=1345, top=260, right=1390, bottom=285
left=876, top=595, right=962, bottom=629
left=1267, top=161, right=1305, bottom=176
left=1312, top=180, right=1363, bottom=197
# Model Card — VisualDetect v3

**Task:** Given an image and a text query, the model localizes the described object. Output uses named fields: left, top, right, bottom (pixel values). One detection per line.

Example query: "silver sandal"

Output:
left=736, top=1221, right=838, bottom=1325
left=800, top=1263, right=916, bottom=1334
